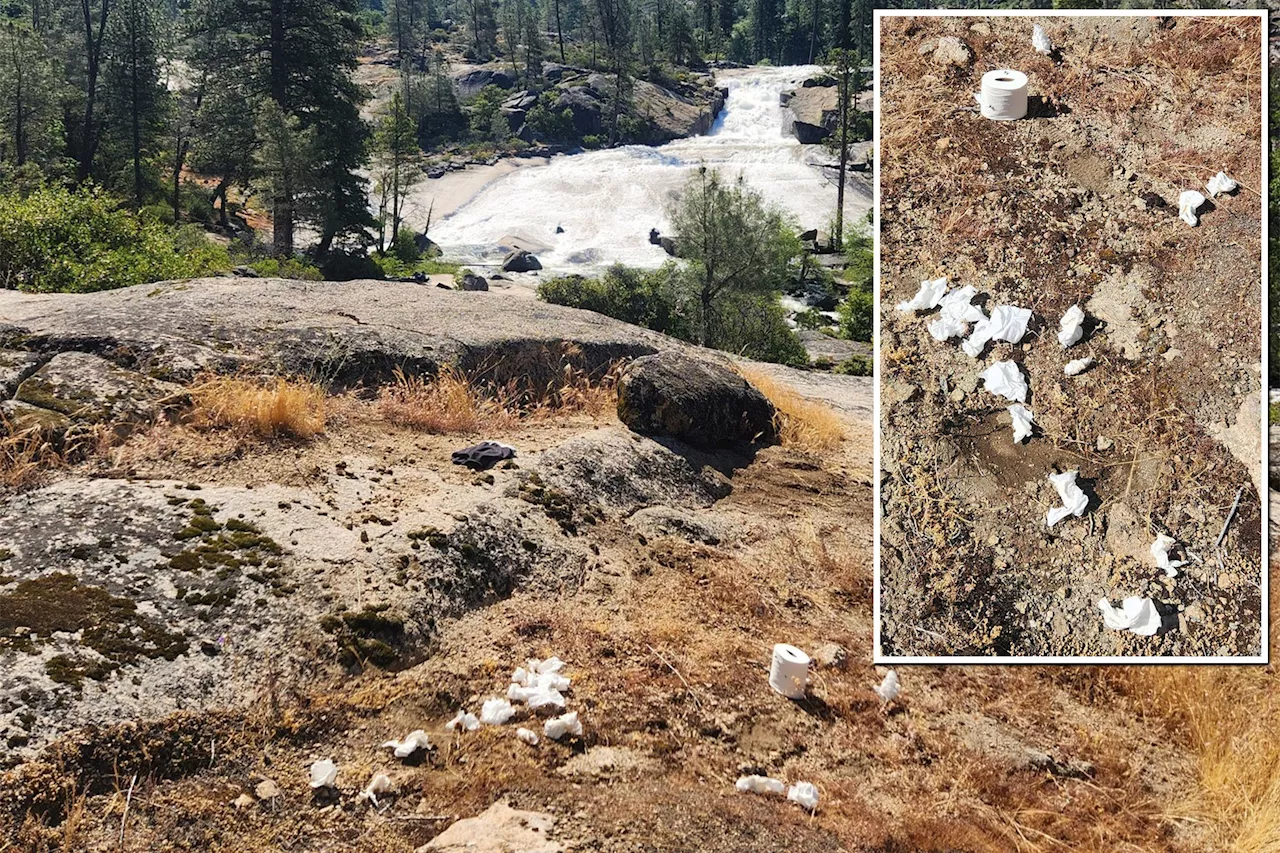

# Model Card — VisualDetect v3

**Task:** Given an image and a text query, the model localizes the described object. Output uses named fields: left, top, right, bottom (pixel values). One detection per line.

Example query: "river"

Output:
left=416, top=65, right=872, bottom=273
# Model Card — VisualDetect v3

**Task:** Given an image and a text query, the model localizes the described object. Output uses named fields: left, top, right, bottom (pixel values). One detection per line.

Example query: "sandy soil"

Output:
left=876, top=15, right=1263, bottom=658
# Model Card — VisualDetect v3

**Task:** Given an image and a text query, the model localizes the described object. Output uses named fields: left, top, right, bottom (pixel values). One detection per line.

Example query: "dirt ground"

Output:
left=4, top=379, right=1247, bottom=853
left=877, top=15, right=1264, bottom=658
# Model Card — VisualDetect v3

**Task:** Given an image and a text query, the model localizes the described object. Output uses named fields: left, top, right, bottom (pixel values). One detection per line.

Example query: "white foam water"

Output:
left=421, top=66, right=870, bottom=270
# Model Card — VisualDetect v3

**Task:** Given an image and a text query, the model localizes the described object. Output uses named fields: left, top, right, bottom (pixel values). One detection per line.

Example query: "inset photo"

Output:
left=874, top=12, right=1266, bottom=661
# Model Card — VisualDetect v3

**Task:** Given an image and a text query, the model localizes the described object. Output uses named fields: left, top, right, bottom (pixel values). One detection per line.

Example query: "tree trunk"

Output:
left=77, top=0, right=111, bottom=181
left=834, top=65, right=848, bottom=249
left=130, top=10, right=143, bottom=209
left=808, top=0, right=819, bottom=64
left=554, top=0, right=564, bottom=61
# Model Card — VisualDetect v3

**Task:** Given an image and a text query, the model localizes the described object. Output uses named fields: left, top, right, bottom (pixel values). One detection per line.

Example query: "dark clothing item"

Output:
left=451, top=441, right=515, bottom=470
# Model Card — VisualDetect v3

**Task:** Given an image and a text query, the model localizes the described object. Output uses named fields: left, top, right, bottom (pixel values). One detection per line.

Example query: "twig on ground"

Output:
left=1214, top=485, right=1244, bottom=550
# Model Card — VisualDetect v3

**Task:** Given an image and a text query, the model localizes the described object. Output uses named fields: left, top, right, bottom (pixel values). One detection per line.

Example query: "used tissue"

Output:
left=1179, top=190, right=1206, bottom=227
left=1097, top=596, right=1161, bottom=636
left=981, top=360, right=1028, bottom=403
left=787, top=782, right=820, bottom=812
left=1046, top=470, right=1088, bottom=526
left=381, top=729, right=431, bottom=759
left=1206, top=171, right=1238, bottom=197
left=1032, top=24, right=1053, bottom=55
left=480, top=697, right=515, bottom=725
left=962, top=305, right=1031, bottom=357
left=543, top=711, right=583, bottom=741
left=445, top=711, right=480, bottom=732
left=1151, top=534, right=1185, bottom=578
left=874, top=669, right=900, bottom=704
left=895, top=277, right=947, bottom=312
left=357, top=773, right=394, bottom=806
left=1064, top=357, right=1094, bottom=376
left=736, top=775, right=786, bottom=795
left=516, top=727, right=540, bottom=745
left=1008, top=404, right=1034, bottom=443
left=927, top=285, right=987, bottom=341
left=309, top=759, right=338, bottom=789
left=1058, top=305, right=1084, bottom=347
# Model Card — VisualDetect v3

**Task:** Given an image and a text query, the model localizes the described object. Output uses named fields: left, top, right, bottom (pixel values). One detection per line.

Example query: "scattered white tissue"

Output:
left=1097, top=596, right=1161, bottom=636
left=787, top=782, right=820, bottom=812
left=516, top=727, right=540, bottom=745
left=508, top=657, right=571, bottom=709
left=445, top=711, right=481, bottom=732
left=1046, top=470, right=1088, bottom=527
left=1008, top=404, right=1035, bottom=444
left=309, top=759, right=338, bottom=789
left=981, top=360, right=1028, bottom=403
left=357, top=773, right=394, bottom=806
left=480, top=698, right=516, bottom=725
left=1032, top=24, right=1053, bottom=55
left=895, top=276, right=948, bottom=312
left=874, top=669, right=900, bottom=703
left=1206, top=171, right=1238, bottom=197
left=526, top=688, right=567, bottom=712
left=1179, top=190, right=1206, bottom=227
left=528, top=656, right=566, bottom=675
left=962, top=305, right=1031, bottom=357
left=543, top=711, right=583, bottom=741
left=1151, top=534, right=1185, bottom=578
left=381, top=729, right=431, bottom=759
left=1058, top=305, right=1085, bottom=348
left=927, top=285, right=987, bottom=341
left=736, top=775, right=786, bottom=795
left=1064, top=357, right=1094, bottom=376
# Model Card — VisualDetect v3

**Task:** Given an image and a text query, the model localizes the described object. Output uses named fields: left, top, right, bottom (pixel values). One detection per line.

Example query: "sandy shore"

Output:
left=398, top=156, right=550, bottom=231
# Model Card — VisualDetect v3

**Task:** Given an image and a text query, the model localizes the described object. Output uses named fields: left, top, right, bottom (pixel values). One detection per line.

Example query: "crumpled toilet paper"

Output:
left=874, top=669, right=900, bottom=703
left=1064, top=356, right=1094, bottom=376
left=1046, top=470, right=1088, bottom=526
left=381, top=729, right=431, bottom=759
left=1097, top=596, right=1161, bottom=636
left=516, top=727, right=539, bottom=745
left=1008, top=403, right=1034, bottom=443
left=543, top=711, right=583, bottom=740
left=896, top=277, right=948, bottom=312
left=1058, top=305, right=1084, bottom=347
left=981, top=360, right=1028, bottom=403
left=787, top=782, right=820, bottom=812
left=309, top=759, right=338, bottom=789
left=1033, top=24, right=1053, bottom=55
left=736, top=775, right=786, bottom=795
left=1206, top=171, right=1238, bottom=197
left=445, top=711, right=480, bottom=732
left=962, top=305, right=1031, bottom=357
left=927, top=285, right=987, bottom=341
left=357, top=773, right=394, bottom=806
left=1151, top=534, right=1185, bottom=578
left=1179, top=190, right=1206, bottom=227
left=480, top=698, right=515, bottom=725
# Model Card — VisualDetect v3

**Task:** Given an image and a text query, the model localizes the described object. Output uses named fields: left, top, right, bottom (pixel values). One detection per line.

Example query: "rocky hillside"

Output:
left=0, top=279, right=1231, bottom=852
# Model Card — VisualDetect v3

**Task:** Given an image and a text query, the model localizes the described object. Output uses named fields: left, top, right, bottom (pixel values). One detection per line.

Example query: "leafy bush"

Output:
left=538, top=263, right=689, bottom=337
left=838, top=287, right=873, bottom=342
left=526, top=97, right=576, bottom=142
left=0, top=184, right=230, bottom=292
left=392, top=228, right=423, bottom=263
left=833, top=354, right=873, bottom=377
left=247, top=256, right=324, bottom=281
left=794, top=308, right=833, bottom=331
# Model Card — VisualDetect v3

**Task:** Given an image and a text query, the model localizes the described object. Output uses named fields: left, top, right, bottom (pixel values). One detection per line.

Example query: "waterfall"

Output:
left=422, top=65, right=869, bottom=271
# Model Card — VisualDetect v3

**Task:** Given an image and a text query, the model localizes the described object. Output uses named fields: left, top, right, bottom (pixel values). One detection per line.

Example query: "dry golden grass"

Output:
left=0, top=425, right=62, bottom=490
left=1114, top=639, right=1280, bottom=852
left=737, top=367, right=845, bottom=452
left=377, top=367, right=517, bottom=434
left=188, top=375, right=327, bottom=439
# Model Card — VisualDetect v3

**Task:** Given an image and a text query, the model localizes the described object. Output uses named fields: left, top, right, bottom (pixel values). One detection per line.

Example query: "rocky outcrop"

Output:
left=452, top=67, right=516, bottom=99
left=616, top=352, right=777, bottom=447
left=14, top=352, right=180, bottom=428
left=785, top=85, right=839, bottom=144
left=502, top=249, right=542, bottom=273
left=0, top=279, right=692, bottom=390
left=457, top=273, right=489, bottom=291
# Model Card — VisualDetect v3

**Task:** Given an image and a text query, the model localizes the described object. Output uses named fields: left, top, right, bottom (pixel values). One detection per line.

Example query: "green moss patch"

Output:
left=320, top=604, right=406, bottom=669
left=162, top=500, right=287, bottom=610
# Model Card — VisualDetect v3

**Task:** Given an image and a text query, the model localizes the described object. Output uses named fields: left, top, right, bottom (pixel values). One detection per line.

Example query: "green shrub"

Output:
left=838, top=287, right=873, bottom=342
left=248, top=256, right=324, bottom=281
left=392, top=228, right=423, bottom=263
left=833, top=354, right=873, bottom=377
left=527, top=99, right=576, bottom=142
left=0, top=184, right=231, bottom=292
left=538, top=262, right=688, bottom=338
left=794, top=308, right=833, bottom=331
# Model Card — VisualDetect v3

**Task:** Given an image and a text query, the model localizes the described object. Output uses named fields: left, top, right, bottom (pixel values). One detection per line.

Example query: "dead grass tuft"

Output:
left=737, top=367, right=845, bottom=452
left=378, top=367, right=517, bottom=435
left=1112, top=661, right=1280, bottom=853
left=188, top=375, right=327, bottom=439
left=0, top=424, right=62, bottom=491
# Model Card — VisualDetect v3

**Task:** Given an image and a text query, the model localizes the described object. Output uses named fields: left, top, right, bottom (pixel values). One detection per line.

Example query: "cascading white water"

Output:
left=422, top=65, right=869, bottom=270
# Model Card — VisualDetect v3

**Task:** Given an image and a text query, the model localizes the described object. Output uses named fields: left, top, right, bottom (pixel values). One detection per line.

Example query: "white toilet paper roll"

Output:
left=976, top=69, right=1028, bottom=121
left=768, top=643, right=810, bottom=699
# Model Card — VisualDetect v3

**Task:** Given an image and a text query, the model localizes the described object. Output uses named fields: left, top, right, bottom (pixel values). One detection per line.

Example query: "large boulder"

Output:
left=785, top=85, right=838, bottom=144
left=0, top=349, right=41, bottom=398
left=502, top=249, right=542, bottom=273
left=554, top=87, right=604, bottom=136
left=458, top=273, right=489, bottom=292
left=453, top=68, right=516, bottom=100
left=14, top=352, right=181, bottom=429
left=616, top=352, right=777, bottom=447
